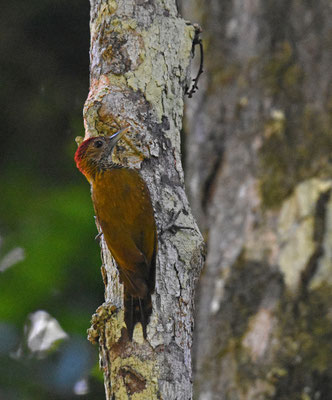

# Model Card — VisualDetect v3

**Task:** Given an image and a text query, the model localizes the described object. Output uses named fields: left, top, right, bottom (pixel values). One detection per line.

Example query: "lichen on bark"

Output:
left=83, top=0, right=205, bottom=399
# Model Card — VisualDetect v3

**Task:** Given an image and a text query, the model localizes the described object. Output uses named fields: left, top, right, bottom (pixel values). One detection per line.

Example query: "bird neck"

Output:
left=79, top=158, right=123, bottom=183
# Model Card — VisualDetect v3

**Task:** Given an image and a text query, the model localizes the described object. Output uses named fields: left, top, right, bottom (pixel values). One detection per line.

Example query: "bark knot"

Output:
left=119, top=366, right=146, bottom=395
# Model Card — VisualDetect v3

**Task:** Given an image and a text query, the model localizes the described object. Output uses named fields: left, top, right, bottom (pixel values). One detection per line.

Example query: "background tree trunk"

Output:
left=183, top=0, right=332, bottom=399
left=84, top=1, right=205, bottom=399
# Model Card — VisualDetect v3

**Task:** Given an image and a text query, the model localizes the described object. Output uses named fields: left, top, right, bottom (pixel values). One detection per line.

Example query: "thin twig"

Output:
left=186, top=25, right=204, bottom=98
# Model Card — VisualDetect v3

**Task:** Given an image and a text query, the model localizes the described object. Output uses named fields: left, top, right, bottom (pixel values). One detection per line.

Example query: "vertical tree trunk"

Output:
left=83, top=1, right=205, bottom=399
left=183, top=0, right=332, bottom=399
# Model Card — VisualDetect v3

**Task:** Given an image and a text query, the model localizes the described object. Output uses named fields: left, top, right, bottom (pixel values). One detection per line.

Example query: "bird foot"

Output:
left=95, top=231, right=103, bottom=243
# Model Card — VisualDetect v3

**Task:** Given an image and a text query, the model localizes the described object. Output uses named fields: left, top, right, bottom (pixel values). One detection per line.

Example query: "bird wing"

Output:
left=91, top=168, right=157, bottom=289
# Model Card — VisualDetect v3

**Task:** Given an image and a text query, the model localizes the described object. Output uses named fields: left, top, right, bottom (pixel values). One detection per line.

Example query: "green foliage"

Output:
left=0, top=177, right=105, bottom=399
left=0, top=174, right=103, bottom=329
left=0, top=1, right=105, bottom=398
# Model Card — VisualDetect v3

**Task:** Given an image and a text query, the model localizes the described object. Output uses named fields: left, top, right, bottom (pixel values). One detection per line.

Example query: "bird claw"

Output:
left=95, top=232, right=103, bottom=243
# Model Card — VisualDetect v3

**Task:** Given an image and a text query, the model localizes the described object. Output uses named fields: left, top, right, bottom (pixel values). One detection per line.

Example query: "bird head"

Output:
left=75, top=127, right=129, bottom=181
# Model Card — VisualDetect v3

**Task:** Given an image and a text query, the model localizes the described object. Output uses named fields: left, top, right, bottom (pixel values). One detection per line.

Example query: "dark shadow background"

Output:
left=0, top=1, right=106, bottom=398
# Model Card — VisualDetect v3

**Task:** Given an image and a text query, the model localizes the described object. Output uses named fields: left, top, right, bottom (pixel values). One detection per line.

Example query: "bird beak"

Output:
left=109, top=126, right=130, bottom=144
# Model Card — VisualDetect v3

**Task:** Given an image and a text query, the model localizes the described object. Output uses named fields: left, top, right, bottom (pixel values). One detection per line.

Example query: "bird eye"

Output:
left=94, top=140, right=103, bottom=148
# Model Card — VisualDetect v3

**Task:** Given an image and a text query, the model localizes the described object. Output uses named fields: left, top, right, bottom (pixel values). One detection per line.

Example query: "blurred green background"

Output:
left=0, top=1, right=106, bottom=398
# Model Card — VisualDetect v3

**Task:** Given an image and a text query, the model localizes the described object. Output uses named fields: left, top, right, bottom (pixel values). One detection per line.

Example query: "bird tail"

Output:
left=118, top=236, right=157, bottom=340
left=124, top=293, right=152, bottom=340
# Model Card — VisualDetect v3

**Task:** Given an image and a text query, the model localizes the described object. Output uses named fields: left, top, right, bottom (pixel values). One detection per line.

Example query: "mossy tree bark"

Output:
left=183, top=0, right=332, bottom=399
left=83, top=1, right=205, bottom=399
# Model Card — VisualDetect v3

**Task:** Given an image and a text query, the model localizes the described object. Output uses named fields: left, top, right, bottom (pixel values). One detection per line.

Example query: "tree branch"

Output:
left=84, top=1, right=205, bottom=398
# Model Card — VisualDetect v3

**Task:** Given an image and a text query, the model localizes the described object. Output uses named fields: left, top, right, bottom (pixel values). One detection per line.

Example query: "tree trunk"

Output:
left=83, top=1, right=205, bottom=399
left=183, top=0, right=332, bottom=399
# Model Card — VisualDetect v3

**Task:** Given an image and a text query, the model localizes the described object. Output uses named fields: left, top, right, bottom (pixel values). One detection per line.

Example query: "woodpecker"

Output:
left=75, top=128, right=157, bottom=339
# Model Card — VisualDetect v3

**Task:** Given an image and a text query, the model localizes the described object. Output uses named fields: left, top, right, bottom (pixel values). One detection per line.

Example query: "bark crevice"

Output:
left=85, top=1, right=205, bottom=398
